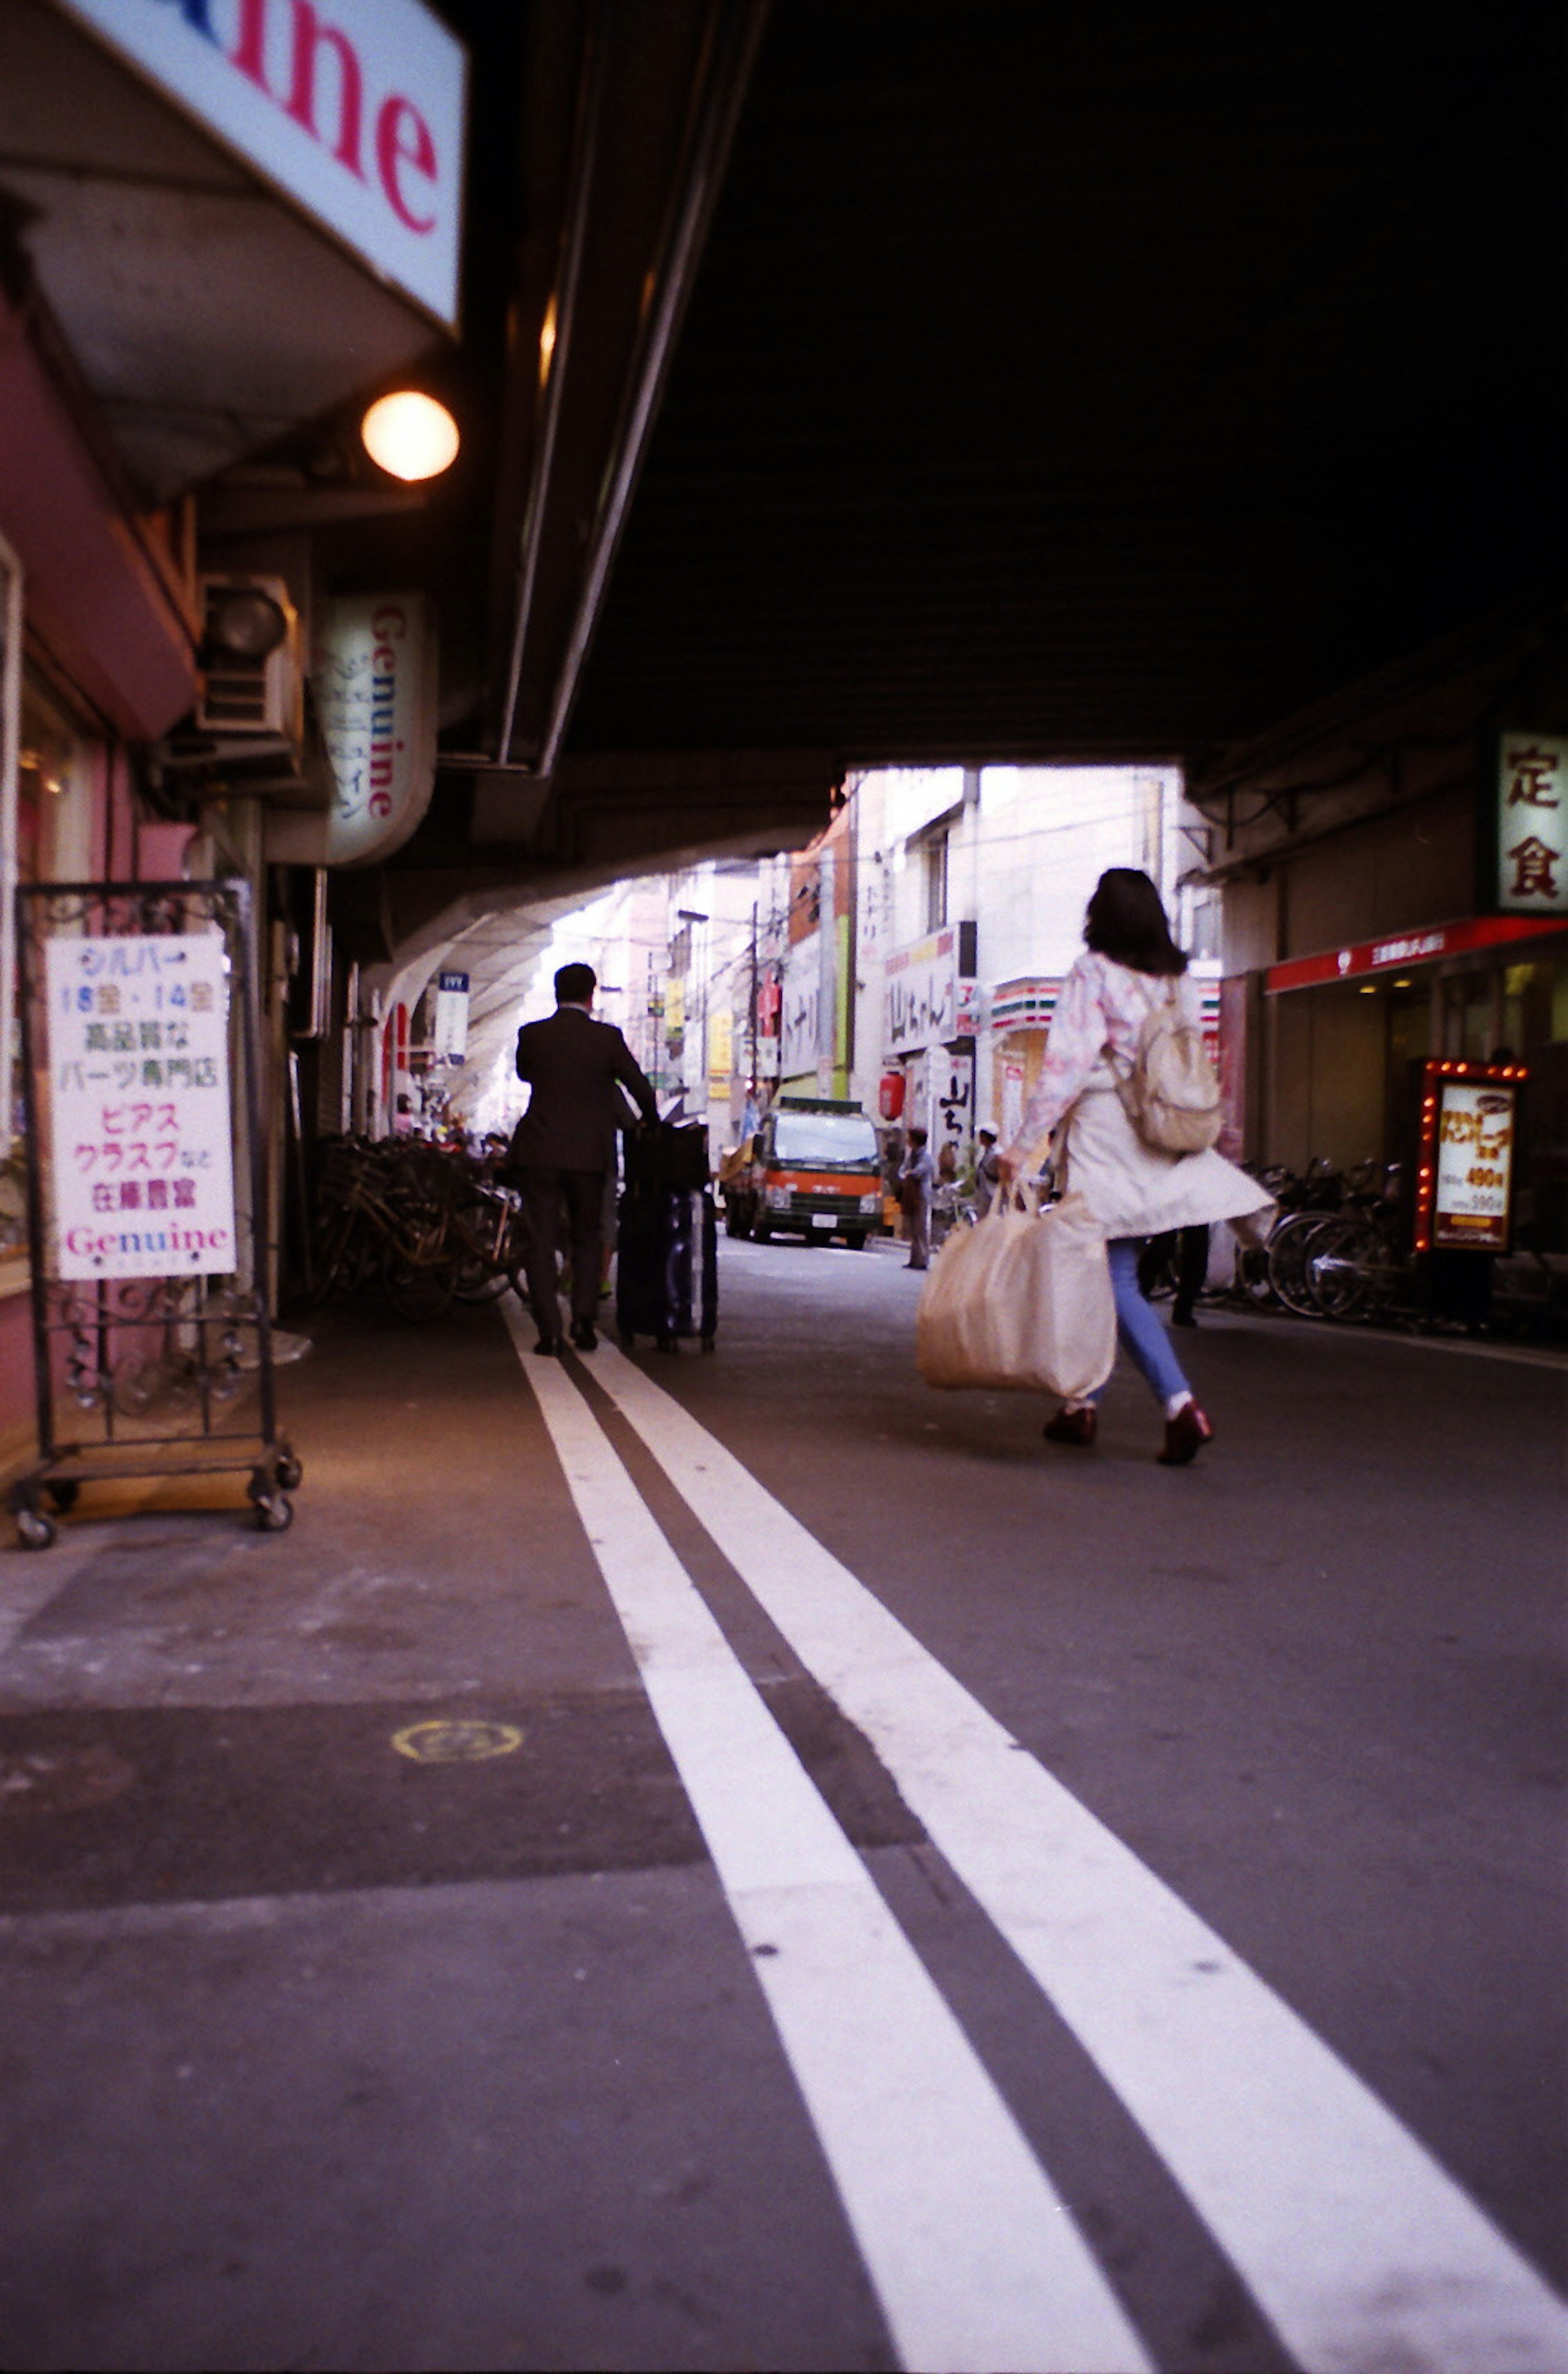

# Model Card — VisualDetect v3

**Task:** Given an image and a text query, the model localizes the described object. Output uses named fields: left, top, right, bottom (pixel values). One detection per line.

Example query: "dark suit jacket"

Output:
left=510, top=1006, right=657, bottom=1173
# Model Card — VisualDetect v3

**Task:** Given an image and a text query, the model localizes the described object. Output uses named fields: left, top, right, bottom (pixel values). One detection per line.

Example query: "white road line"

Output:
left=588, top=1340, right=1568, bottom=2374
left=504, top=1310, right=1152, bottom=2374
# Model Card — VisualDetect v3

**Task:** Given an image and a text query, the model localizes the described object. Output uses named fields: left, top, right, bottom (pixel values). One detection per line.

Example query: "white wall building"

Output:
left=846, top=762, right=1214, bottom=1167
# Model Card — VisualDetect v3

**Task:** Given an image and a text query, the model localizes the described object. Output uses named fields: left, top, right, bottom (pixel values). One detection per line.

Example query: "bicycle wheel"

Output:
left=500, top=1206, right=532, bottom=1297
left=452, top=1258, right=512, bottom=1303
left=1235, top=1240, right=1277, bottom=1306
left=1303, top=1214, right=1378, bottom=1319
left=449, top=1205, right=514, bottom=1302
left=307, top=1204, right=367, bottom=1302
left=379, top=1213, right=457, bottom=1321
left=1267, top=1210, right=1336, bottom=1316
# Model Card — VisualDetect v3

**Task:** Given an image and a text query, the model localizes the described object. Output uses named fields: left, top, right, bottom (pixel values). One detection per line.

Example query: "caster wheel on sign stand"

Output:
left=252, top=1493, right=293, bottom=1533
left=15, top=1505, right=55, bottom=1551
left=46, top=1480, right=80, bottom=1514
left=275, top=1452, right=303, bottom=1492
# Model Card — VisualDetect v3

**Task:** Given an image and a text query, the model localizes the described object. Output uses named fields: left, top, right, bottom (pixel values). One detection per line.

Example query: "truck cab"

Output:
left=724, top=1098, right=884, bottom=1248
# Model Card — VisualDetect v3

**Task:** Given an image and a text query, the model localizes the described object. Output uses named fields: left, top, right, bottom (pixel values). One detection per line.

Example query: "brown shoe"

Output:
left=1043, top=1405, right=1097, bottom=1447
left=1158, top=1402, right=1214, bottom=1465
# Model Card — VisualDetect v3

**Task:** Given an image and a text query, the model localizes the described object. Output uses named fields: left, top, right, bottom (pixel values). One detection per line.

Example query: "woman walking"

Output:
left=996, top=869, right=1271, bottom=1463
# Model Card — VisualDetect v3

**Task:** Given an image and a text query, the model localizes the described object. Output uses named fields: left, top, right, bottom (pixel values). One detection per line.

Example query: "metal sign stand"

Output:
left=8, top=879, right=299, bottom=1548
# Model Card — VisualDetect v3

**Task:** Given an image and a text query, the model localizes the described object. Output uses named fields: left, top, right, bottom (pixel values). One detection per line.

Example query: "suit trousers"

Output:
left=517, top=1167, right=606, bottom=1338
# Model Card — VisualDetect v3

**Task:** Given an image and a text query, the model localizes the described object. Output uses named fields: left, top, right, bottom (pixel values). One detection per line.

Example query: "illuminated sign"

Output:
left=1412, top=1060, right=1525, bottom=1255
left=57, top=0, right=467, bottom=328
left=1267, top=912, right=1568, bottom=993
left=1496, top=733, right=1568, bottom=915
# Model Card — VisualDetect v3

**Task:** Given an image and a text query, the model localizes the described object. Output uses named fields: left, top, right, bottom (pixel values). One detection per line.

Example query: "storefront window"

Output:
left=0, top=533, right=20, bottom=1223
left=18, top=682, right=90, bottom=888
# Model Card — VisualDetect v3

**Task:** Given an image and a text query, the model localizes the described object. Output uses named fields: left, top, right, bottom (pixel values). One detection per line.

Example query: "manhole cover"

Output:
left=390, top=1719, right=525, bottom=1764
left=0, top=1743, right=138, bottom=1813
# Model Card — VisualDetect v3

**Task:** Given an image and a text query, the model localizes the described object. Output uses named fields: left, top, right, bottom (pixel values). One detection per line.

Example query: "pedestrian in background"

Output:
left=973, top=1127, right=1002, bottom=1218
left=508, top=962, right=657, bottom=1355
left=899, top=1125, right=935, bottom=1270
left=1140, top=1223, right=1211, bottom=1326
left=996, top=869, right=1270, bottom=1462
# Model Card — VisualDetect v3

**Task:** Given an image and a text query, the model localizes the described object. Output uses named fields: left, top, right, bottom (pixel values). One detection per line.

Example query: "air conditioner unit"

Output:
left=196, top=574, right=302, bottom=739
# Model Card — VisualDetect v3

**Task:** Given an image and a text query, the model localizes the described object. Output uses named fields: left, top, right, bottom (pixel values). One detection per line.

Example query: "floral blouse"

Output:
left=1003, top=951, right=1192, bottom=1166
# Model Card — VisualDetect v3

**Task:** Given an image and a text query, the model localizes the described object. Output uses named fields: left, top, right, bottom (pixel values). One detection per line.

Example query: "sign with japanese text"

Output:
left=314, top=595, right=438, bottom=866
left=886, top=928, right=958, bottom=1055
left=1266, top=911, right=1568, bottom=994
left=432, top=970, right=468, bottom=1064
left=1412, top=1062, right=1524, bottom=1255
left=45, top=934, right=237, bottom=1280
left=1496, top=733, right=1568, bottom=915
left=57, top=0, right=467, bottom=328
left=780, top=933, right=820, bottom=1078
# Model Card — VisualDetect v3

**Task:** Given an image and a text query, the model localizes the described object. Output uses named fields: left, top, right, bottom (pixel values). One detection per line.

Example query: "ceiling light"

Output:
left=361, top=391, right=460, bottom=482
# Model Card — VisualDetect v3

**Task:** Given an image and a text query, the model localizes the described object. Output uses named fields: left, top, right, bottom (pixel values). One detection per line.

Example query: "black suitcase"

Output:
left=616, top=1181, right=719, bottom=1352
left=623, top=1119, right=711, bottom=1192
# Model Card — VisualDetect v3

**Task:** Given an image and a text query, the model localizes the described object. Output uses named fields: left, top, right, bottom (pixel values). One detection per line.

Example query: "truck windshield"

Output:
left=772, top=1113, right=879, bottom=1167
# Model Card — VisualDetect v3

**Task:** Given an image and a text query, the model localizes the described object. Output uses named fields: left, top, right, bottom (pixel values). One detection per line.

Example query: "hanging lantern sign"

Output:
left=317, top=594, right=439, bottom=865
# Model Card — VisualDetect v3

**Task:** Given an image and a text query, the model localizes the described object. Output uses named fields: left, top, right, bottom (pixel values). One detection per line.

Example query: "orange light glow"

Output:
left=362, top=391, right=460, bottom=482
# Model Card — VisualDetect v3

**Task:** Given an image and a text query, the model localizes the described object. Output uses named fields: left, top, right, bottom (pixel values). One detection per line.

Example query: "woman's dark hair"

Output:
left=1082, top=868, right=1189, bottom=976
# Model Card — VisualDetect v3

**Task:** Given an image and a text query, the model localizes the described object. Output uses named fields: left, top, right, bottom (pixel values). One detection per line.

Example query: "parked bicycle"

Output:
left=1221, top=1157, right=1411, bottom=1322
left=303, top=1139, right=529, bottom=1321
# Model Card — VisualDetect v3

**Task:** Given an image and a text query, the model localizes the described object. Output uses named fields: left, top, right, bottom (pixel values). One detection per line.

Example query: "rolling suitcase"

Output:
left=623, top=1119, right=711, bottom=1192
left=616, top=1180, right=719, bottom=1352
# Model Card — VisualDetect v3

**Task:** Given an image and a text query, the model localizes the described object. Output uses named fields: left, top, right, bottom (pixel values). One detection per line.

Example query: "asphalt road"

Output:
left=0, top=1234, right=1564, bottom=2374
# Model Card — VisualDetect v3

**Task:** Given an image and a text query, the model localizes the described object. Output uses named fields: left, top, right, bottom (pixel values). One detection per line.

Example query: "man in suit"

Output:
left=509, top=962, right=658, bottom=1353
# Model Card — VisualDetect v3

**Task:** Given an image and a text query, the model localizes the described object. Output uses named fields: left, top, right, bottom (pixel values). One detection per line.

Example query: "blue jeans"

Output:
left=1092, top=1237, right=1192, bottom=1407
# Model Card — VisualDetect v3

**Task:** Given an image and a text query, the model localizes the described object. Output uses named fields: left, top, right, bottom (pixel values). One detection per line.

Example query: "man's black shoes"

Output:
left=535, top=1323, right=597, bottom=1352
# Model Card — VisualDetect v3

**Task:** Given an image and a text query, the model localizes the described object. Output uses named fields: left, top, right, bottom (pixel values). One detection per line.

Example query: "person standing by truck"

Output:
left=899, top=1125, right=935, bottom=1270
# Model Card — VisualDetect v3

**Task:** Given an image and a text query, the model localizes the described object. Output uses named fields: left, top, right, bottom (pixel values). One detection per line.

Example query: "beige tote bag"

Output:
left=916, top=1189, right=1115, bottom=1399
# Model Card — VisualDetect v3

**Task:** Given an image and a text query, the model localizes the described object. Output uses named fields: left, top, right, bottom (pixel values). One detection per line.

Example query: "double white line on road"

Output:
left=508, top=1312, right=1568, bottom=2374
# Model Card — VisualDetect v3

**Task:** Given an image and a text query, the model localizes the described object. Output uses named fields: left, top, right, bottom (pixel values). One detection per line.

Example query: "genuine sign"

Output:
left=58, top=0, right=468, bottom=328
left=45, top=934, right=238, bottom=1281
left=315, top=594, right=438, bottom=865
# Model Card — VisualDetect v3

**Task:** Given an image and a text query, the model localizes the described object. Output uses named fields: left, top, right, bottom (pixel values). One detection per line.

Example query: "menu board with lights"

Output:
left=1413, top=1061, right=1526, bottom=1254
